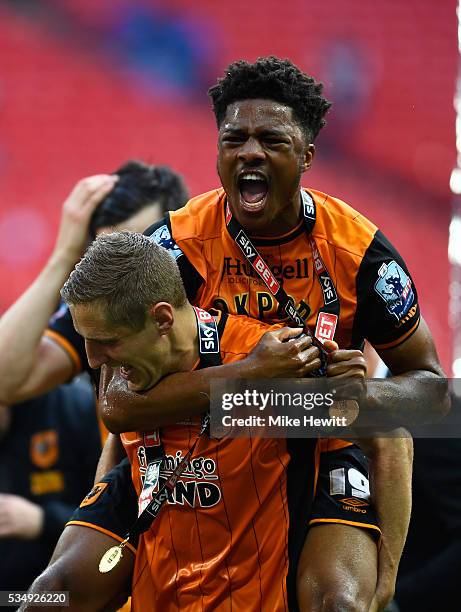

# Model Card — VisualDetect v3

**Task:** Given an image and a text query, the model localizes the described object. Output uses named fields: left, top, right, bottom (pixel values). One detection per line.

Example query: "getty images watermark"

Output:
left=210, top=378, right=455, bottom=438
left=220, top=388, right=347, bottom=429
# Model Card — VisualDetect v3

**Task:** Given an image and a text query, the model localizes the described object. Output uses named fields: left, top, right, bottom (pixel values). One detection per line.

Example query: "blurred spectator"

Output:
left=0, top=378, right=100, bottom=604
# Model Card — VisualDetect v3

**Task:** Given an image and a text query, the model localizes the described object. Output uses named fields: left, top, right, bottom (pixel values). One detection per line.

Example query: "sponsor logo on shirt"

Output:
left=138, top=448, right=221, bottom=509
left=223, top=257, right=309, bottom=281
left=315, top=313, right=338, bottom=343
left=374, top=261, right=414, bottom=320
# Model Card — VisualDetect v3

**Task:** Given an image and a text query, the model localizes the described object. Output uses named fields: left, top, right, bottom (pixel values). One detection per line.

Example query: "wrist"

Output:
left=237, top=355, right=262, bottom=379
left=47, top=249, right=80, bottom=274
left=24, top=504, right=44, bottom=539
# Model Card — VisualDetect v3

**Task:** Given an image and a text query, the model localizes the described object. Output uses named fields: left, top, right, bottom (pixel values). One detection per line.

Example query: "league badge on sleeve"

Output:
left=374, top=261, right=414, bottom=320
left=148, top=224, right=184, bottom=260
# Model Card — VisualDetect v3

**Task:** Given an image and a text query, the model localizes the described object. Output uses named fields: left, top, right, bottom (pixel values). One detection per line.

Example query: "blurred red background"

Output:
left=0, top=0, right=456, bottom=372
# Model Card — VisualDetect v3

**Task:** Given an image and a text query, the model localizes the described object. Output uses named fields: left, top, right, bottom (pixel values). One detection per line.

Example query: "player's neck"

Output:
left=168, top=305, right=199, bottom=372
left=246, top=193, right=302, bottom=238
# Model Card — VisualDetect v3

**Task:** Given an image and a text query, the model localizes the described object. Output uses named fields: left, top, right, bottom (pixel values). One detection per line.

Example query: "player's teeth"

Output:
left=241, top=173, right=263, bottom=180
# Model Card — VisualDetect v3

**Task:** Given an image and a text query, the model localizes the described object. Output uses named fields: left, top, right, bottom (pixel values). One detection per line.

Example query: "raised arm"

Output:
left=101, top=327, right=322, bottom=433
left=0, top=176, right=117, bottom=404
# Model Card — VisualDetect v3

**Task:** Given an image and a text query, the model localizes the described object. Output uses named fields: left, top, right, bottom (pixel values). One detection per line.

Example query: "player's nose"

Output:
left=238, top=137, right=265, bottom=163
left=85, top=339, right=109, bottom=369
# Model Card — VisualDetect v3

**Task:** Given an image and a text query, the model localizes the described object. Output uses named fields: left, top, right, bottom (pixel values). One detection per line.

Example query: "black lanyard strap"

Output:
left=224, top=191, right=340, bottom=372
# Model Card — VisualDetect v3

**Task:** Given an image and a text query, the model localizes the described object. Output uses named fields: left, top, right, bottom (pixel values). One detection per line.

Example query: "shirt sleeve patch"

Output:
left=148, top=224, right=184, bottom=260
left=374, top=260, right=415, bottom=321
left=80, top=482, right=109, bottom=507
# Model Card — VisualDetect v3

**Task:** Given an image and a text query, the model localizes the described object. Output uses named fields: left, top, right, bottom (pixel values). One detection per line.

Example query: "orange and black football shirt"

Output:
left=145, top=186, right=420, bottom=351
left=122, top=312, right=314, bottom=612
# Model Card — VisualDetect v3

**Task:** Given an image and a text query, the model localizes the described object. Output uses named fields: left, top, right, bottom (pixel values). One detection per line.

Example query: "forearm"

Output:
left=0, top=253, right=75, bottom=400
left=361, top=434, right=413, bottom=608
left=94, top=433, right=126, bottom=481
left=366, top=371, right=449, bottom=429
left=102, top=360, right=252, bottom=433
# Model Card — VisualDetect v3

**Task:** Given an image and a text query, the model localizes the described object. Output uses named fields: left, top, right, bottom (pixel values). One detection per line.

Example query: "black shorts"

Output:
left=286, top=441, right=380, bottom=611
left=311, top=442, right=380, bottom=533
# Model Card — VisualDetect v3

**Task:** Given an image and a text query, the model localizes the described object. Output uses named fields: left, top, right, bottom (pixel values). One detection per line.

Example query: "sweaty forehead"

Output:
left=222, top=99, right=299, bottom=133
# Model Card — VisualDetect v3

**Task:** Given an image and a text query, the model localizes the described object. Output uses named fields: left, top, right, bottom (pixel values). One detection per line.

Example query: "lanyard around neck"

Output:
left=99, top=308, right=221, bottom=573
left=224, top=190, right=339, bottom=372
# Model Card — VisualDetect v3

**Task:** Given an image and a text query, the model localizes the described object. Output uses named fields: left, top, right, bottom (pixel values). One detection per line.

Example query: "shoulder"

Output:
left=218, top=312, right=280, bottom=358
left=169, top=188, right=226, bottom=242
left=306, top=187, right=378, bottom=259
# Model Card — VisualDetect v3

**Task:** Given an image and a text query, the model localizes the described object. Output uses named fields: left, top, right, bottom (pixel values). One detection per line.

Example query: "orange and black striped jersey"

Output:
left=120, top=310, right=379, bottom=611
left=146, top=187, right=420, bottom=351
left=121, top=312, right=297, bottom=611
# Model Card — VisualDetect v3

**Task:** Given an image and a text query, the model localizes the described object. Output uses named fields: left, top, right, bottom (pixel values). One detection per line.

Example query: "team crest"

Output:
left=148, top=224, right=183, bottom=260
left=80, top=482, right=108, bottom=507
left=374, top=261, right=414, bottom=320
left=30, top=430, right=58, bottom=468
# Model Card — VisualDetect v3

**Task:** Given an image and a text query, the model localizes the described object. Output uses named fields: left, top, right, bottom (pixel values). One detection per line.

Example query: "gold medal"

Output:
left=99, top=537, right=128, bottom=573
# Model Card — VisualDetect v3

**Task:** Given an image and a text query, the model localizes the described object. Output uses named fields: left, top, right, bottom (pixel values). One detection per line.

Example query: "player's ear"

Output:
left=149, top=302, right=174, bottom=334
left=302, top=144, right=315, bottom=173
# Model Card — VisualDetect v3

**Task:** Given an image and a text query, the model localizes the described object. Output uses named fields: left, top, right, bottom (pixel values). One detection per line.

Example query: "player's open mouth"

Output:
left=238, top=171, right=268, bottom=213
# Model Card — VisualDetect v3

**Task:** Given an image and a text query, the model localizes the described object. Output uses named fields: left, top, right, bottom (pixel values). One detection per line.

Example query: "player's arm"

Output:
left=101, top=327, right=322, bottom=433
left=19, top=525, right=132, bottom=612
left=366, top=320, right=446, bottom=610
left=0, top=176, right=117, bottom=404
left=95, top=432, right=126, bottom=482
left=325, top=321, right=446, bottom=610
left=324, top=344, right=413, bottom=611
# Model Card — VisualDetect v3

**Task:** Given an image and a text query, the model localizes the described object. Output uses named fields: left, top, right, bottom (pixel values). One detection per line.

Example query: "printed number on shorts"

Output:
left=329, top=467, right=370, bottom=500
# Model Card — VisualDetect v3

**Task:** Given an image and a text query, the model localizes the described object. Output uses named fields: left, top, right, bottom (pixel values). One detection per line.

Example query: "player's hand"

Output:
left=0, top=494, right=44, bottom=539
left=324, top=341, right=366, bottom=379
left=246, top=327, right=322, bottom=378
left=53, top=174, right=118, bottom=263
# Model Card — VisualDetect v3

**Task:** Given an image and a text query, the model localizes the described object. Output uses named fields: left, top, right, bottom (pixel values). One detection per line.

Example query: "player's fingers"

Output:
left=323, top=339, right=339, bottom=352
left=328, top=349, right=364, bottom=363
left=291, top=346, right=321, bottom=376
left=82, top=176, right=119, bottom=212
left=69, top=175, right=118, bottom=207
left=271, top=327, right=304, bottom=342
left=298, top=357, right=322, bottom=376
left=327, top=360, right=366, bottom=378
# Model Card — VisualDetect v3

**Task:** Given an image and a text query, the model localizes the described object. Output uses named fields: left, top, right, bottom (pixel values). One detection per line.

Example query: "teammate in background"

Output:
left=0, top=378, right=100, bottom=609
left=0, top=161, right=190, bottom=405
left=94, top=57, right=447, bottom=610
left=63, top=232, right=381, bottom=611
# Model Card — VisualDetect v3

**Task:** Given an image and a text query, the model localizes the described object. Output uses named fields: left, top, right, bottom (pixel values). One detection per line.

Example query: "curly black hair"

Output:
left=208, top=56, right=331, bottom=142
left=89, top=160, right=189, bottom=239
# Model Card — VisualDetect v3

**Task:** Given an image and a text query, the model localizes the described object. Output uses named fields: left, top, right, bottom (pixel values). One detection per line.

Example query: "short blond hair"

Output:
left=61, top=231, right=187, bottom=330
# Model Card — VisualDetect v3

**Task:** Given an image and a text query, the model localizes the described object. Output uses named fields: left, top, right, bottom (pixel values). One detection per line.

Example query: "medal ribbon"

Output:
left=99, top=308, right=220, bottom=570
left=224, top=190, right=340, bottom=374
